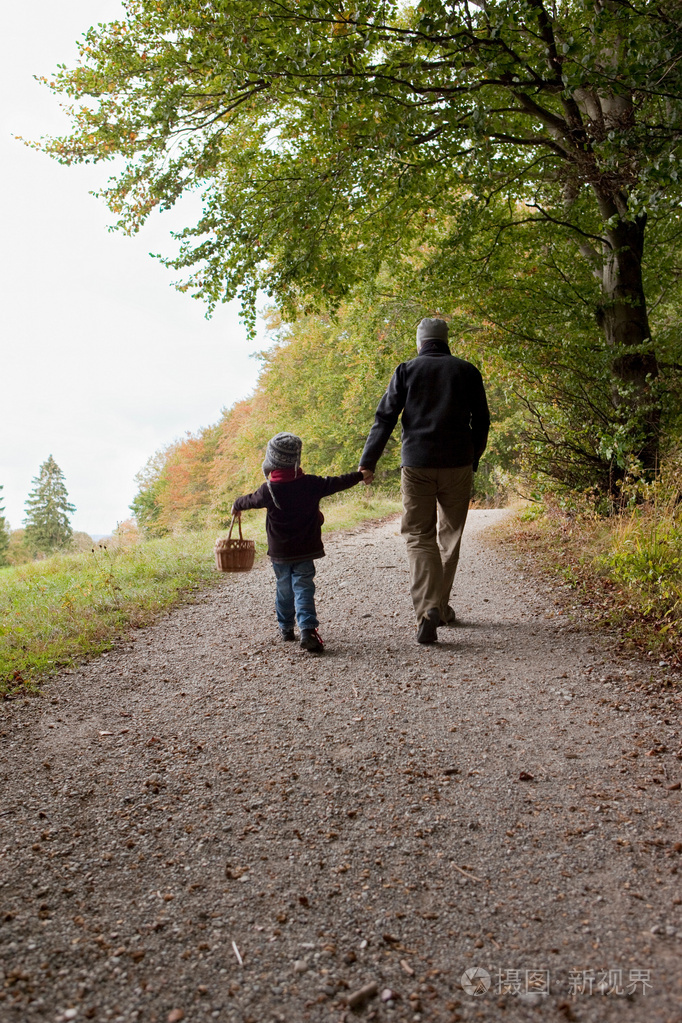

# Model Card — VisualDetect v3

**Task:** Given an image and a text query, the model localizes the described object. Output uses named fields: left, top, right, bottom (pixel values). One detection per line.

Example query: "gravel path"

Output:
left=1, top=510, right=681, bottom=1023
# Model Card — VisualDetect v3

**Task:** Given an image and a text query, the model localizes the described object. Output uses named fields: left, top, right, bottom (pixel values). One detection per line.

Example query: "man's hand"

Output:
left=359, top=466, right=374, bottom=485
left=231, top=506, right=242, bottom=519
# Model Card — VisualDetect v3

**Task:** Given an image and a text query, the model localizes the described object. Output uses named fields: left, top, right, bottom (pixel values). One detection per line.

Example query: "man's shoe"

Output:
left=300, top=628, right=324, bottom=653
left=439, top=605, right=457, bottom=627
left=416, top=608, right=440, bottom=644
left=281, top=628, right=296, bottom=642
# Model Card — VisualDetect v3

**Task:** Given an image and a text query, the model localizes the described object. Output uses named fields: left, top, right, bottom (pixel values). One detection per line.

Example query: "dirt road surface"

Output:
left=1, top=510, right=681, bottom=1023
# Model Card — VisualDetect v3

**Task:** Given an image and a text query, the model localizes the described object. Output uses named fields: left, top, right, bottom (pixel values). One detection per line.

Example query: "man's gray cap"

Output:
left=262, top=432, right=303, bottom=475
left=416, top=317, right=449, bottom=347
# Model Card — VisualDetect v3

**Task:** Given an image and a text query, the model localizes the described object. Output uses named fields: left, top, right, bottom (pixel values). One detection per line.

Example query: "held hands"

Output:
left=359, top=466, right=374, bottom=485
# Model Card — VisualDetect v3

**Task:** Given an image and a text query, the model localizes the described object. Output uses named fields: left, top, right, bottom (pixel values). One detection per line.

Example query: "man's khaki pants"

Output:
left=401, top=466, right=473, bottom=624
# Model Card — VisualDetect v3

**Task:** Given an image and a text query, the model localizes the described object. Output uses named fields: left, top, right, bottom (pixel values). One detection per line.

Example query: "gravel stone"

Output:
left=1, top=511, right=681, bottom=1021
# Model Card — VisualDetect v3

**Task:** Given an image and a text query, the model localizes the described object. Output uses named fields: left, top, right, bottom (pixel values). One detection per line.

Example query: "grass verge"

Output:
left=496, top=501, right=682, bottom=671
left=0, top=489, right=401, bottom=697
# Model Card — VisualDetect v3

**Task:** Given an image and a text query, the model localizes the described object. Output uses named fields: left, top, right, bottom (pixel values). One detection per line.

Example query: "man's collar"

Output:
left=418, top=339, right=451, bottom=356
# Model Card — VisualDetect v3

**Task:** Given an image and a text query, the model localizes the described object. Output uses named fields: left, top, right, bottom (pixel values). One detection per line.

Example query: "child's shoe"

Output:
left=280, top=628, right=296, bottom=642
left=300, top=629, right=324, bottom=653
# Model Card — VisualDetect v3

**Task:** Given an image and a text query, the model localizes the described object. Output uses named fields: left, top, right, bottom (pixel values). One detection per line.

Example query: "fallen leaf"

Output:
left=225, top=864, right=249, bottom=880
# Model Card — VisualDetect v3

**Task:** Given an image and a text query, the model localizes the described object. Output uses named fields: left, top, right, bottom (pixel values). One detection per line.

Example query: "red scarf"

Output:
left=269, top=467, right=305, bottom=483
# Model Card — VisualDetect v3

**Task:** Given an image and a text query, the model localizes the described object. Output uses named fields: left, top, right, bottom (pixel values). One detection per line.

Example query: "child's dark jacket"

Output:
left=233, top=472, right=363, bottom=563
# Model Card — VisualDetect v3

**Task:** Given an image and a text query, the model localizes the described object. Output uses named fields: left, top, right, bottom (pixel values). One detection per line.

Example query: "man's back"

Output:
left=360, top=343, right=489, bottom=470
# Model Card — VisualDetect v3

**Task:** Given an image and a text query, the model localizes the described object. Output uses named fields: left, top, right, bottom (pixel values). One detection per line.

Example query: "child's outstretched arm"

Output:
left=317, top=470, right=365, bottom=498
left=232, top=484, right=268, bottom=515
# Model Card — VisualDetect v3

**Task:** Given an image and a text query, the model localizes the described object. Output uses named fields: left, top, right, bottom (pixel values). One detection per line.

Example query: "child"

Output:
left=232, top=433, right=371, bottom=652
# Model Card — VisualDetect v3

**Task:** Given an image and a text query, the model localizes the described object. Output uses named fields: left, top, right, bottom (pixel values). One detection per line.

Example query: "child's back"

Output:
left=234, top=471, right=362, bottom=564
left=232, top=433, right=368, bottom=652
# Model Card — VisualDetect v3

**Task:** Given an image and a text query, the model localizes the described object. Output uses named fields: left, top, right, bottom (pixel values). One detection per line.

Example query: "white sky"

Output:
left=1, top=1, right=266, bottom=535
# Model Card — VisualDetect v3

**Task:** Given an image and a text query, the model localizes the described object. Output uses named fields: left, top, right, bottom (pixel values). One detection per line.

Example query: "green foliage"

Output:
left=0, top=491, right=400, bottom=695
left=0, top=487, right=9, bottom=568
left=597, top=459, right=682, bottom=638
left=38, top=1, right=682, bottom=489
left=518, top=503, right=545, bottom=524
left=23, top=456, right=76, bottom=555
left=595, top=499, right=682, bottom=658
left=39, top=1, right=682, bottom=316
left=504, top=461, right=682, bottom=665
left=603, top=518, right=682, bottom=596
left=130, top=450, right=172, bottom=536
left=6, top=529, right=34, bottom=568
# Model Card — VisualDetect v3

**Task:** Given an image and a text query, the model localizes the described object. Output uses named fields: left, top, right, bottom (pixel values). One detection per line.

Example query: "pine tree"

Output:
left=0, top=485, right=10, bottom=567
left=23, top=456, right=76, bottom=554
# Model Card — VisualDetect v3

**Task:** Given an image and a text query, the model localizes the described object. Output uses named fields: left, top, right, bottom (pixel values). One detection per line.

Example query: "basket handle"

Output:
left=228, top=514, right=243, bottom=541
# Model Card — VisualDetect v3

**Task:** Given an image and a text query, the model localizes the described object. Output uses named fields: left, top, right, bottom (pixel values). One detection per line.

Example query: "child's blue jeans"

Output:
left=272, top=560, right=319, bottom=632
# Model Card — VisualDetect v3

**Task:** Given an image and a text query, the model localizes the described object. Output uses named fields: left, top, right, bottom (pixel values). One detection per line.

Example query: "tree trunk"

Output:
left=601, top=214, right=659, bottom=474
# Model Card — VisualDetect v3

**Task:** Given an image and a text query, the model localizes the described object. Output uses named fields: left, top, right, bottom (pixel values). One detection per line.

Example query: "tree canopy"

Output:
left=41, top=0, right=682, bottom=484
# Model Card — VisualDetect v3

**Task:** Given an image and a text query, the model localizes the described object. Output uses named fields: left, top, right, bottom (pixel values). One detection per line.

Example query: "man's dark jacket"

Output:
left=360, top=341, right=490, bottom=471
left=232, top=472, right=362, bottom=563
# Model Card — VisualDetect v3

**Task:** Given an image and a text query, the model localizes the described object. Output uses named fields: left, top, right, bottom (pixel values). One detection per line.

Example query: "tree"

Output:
left=41, top=1, right=682, bottom=480
left=71, top=531, right=96, bottom=552
left=0, top=486, right=10, bottom=567
left=6, top=529, right=33, bottom=567
left=23, top=456, right=76, bottom=555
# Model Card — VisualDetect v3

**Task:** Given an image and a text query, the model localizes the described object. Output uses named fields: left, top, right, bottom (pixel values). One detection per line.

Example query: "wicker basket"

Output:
left=214, top=516, right=256, bottom=572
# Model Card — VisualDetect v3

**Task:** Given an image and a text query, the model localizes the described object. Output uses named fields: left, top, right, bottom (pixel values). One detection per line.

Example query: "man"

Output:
left=359, top=317, right=490, bottom=644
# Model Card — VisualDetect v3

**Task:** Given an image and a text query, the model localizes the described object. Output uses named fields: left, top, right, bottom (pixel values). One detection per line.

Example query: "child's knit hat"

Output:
left=262, top=432, right=303, bottom=476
